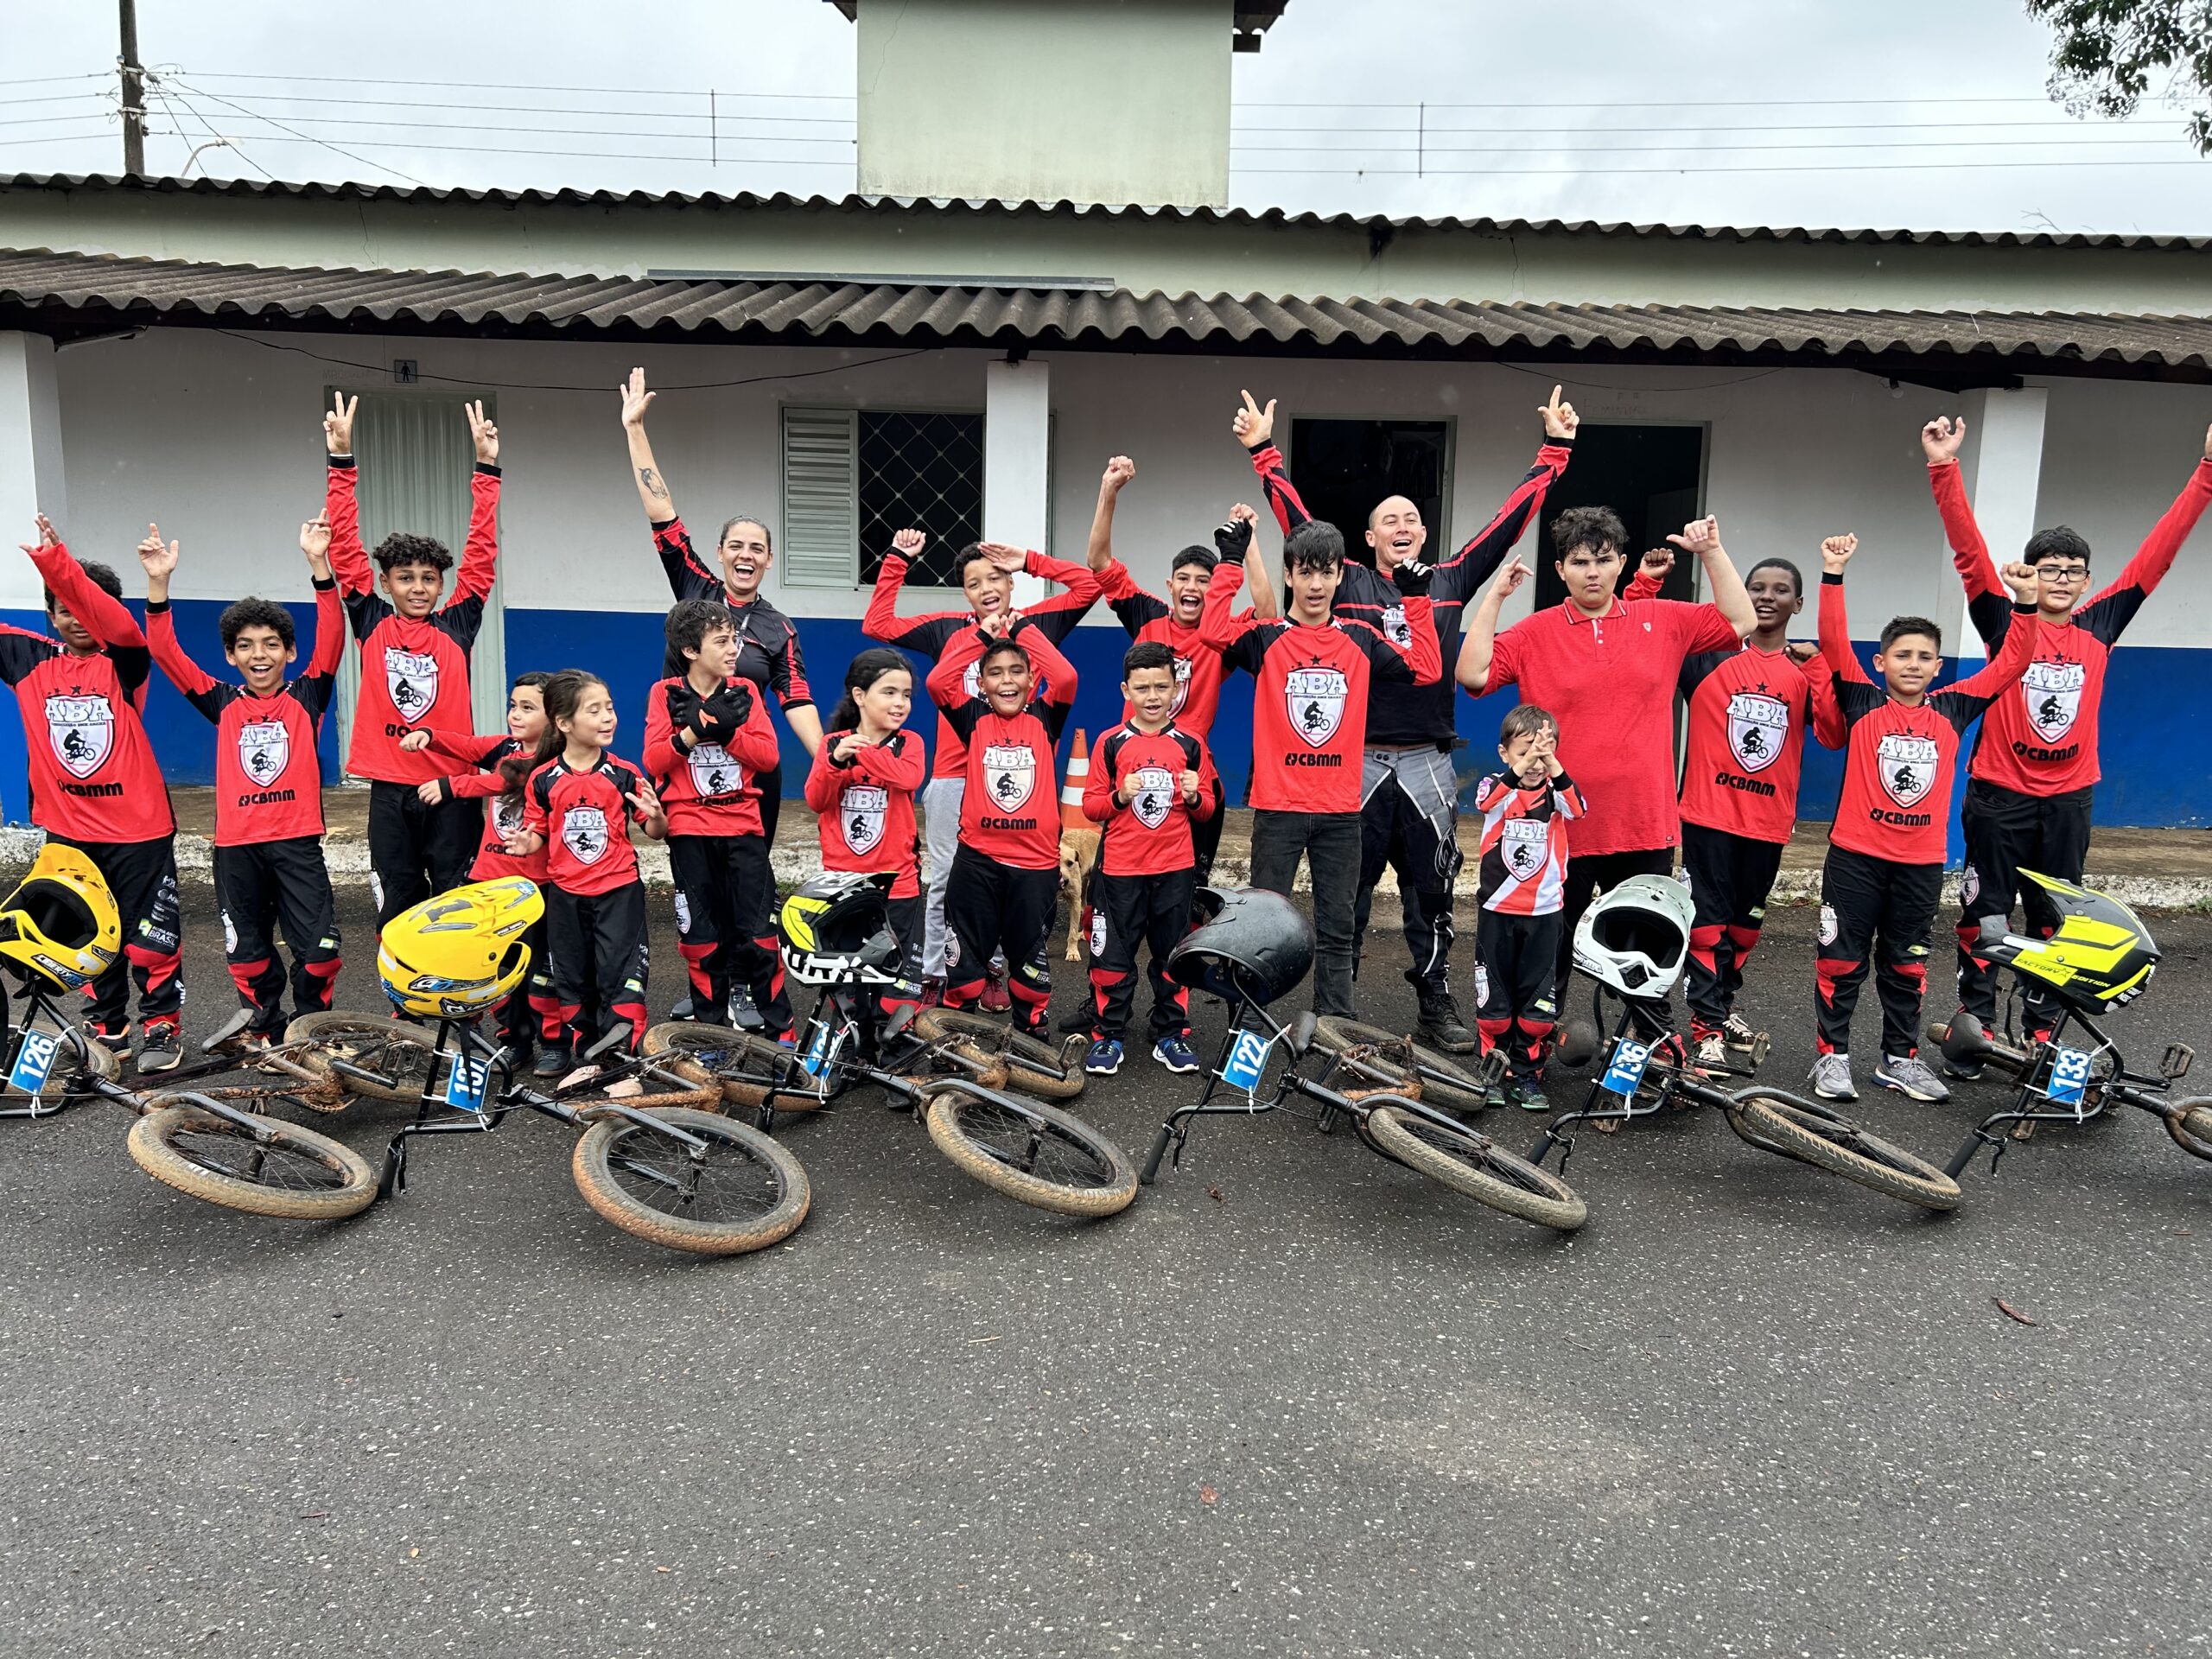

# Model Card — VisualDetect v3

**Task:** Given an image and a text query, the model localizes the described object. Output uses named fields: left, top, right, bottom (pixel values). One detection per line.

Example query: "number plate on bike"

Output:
left=7, top=1029, right=60, bottom=1096
left=2044, top=1046, right=2094, bottom=1108
left=799, top=1022, right=846, bottom=1081
left=1600, top=1039, right=1652, bottom=1097
left=1219, top=1030, right=1275, bottom=1095
left=443, top=1053, right=493, bottom=1113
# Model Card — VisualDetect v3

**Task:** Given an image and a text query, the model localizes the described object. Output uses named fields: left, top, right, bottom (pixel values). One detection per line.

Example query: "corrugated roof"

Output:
left=4, top=248, right=2209, bottom=379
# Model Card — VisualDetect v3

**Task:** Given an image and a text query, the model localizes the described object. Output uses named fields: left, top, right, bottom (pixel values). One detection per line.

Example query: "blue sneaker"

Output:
left=1152, top=1033, right=1199, bottom=1074
left=1084, top=1038, right=1124, bottom=1077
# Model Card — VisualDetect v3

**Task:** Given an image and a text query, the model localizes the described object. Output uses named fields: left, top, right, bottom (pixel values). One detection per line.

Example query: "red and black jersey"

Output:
left=1820, top=575, right=2038, bottom=864
left=145, top=579, right=344, bottom=847
left=1198, top=550, right=1440, bottom=814
left=649, top=517, right=815, bottom=711
left=0, top=540, right=173, bottom=843
left=1676, top=644, right=1846, bottom=845
left=1471, top=771, right=1584, bottom=915
left=420, top=729, right=541, bottom=882
left=925, top=623, right=1077, bottom=870
left=641, top=676, right=782, bottom=837
left=522, top=753, right=651, bottom=897
left=1097, top=562, right=1250, bottom=738
left=1249, top=435, right=1572, bottom=747
left=1933, top=454, right=2212, bottom=796
left=804, top=728, right=927, bottom=898
left=1081, top=721, right=1217, bottom=876
left=864, top=548, right=1099, bottom=779
left=326, top=455, right=502, bottom=785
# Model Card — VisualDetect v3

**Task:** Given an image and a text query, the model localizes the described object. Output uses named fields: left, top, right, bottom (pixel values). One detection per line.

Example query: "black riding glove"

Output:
left=1390, top=559, right=1435, bottom=599
left=1213, top=516, right=1253, bottom=564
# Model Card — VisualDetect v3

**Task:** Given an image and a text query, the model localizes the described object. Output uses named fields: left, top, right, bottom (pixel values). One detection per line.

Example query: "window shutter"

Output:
left=781, top=406, right=860, bottom=588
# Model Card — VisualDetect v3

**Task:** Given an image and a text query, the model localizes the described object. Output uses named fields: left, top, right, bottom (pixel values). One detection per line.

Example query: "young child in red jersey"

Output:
left=1469, top=705, right=1584, bottom=1109
left=1, top=515, right=184, bottom=1071
left=1079, top=640, right=1217, bottom=1077
left=925, top=622, right=1079, bottom=1033
left=643, top=600, right=790, bottom=1040
left=806, top=649, right=927, bottom=999
left=321, top=393, right=505, bottom=929
left=1811, top=534, right=2039, bottom=1106
left=139, top=517, right=345, bottom=1050
left=504, top=671, right=666, bottom=1074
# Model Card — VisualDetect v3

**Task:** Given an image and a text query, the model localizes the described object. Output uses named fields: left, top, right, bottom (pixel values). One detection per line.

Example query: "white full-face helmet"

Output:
left=1573, top=874, right=1694, bottom=999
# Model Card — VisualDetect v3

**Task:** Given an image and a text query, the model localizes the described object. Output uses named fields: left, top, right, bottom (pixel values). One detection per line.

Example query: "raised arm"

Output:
left=619, top=366, right=681, bottom=525
left=2075, top=423, right=2212, bottom=643
left=299, top=512, right=346, bottom=681
left=1231, top=390, right=1312, bottom=537
left=1014, top=545, right=1103, bottom=640
left=450, top=402, right=502, bottom=607
left=1815, top=535, right=1872, bottom=686
left=1435, top=387, right=1577, bottom=593
left=1087, top=456, right=1134, bottom=575
left=28, top=517, right=145, bottom=652
left=1455, top=556, right=1528, bottom=695
left=1923, top=415, right=2015, bottom=652
left=863, top=529, right=960, bottom=649
left=1241, top=505, right=1281, bottom=620
left=1950, top=562, right=2046, bottom=699
left=1196, top=515, right=1268, bottom=670
left=1014, top=618, right=1079, bottom=707
left=136, top=526, right=224, bottom=720
left=1668, top=515, right=1754, bottom=640
left=322, top=392, right=372, bottom=597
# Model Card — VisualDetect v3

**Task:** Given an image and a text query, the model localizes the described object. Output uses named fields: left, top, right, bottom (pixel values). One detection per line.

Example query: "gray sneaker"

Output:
left=1875, top=1052, right=1952, bottom=1103
left=1809, top=1052, right=1858, bottom=1101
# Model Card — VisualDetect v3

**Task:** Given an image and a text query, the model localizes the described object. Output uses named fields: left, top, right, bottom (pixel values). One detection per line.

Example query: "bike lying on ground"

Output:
left=642, top=873, right=1136, bottom=1219
left=1929, top=871, right=2210, bottom=1178
left=1137, top=887, right=1587, bottom=1231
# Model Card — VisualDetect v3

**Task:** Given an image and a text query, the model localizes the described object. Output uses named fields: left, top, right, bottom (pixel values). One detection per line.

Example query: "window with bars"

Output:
left=781, top=406, right=986, bottom=588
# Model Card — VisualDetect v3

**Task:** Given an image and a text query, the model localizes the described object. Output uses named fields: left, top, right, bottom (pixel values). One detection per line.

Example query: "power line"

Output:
left=0, top=129, right=116, bottom=149
left=125, top=111, right=852, bottom=146
left=163, top=77, right=429, bottom=187
left=189, top=70, right=854, bottom=100
left=163, top=91, right=854, bottom=124
left=99, top=123, right=852, bottom=167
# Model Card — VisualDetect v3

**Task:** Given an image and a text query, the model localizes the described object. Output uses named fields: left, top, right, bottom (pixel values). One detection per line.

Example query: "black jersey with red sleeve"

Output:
left=145, top=578, right=344, bottom=847
left=1248, top=435, right=1571, bottom=746
left=1198, top=545, right=1440, bottom=814
left=1930, top=454, right=2212, bottom=795
left=1081, top=721, right=1217, bottom=876
left=648, top=518, right=815, bottom=710
left=0, top=540, right=174, bottom=842
left=1819, top=575, right=2038, bottom=864
left=865, top=548, right=1099, bottom=779
left=1676, top=644, right=1845, bottom=845
left=418, top=729, right=542, bottom=882
left=522, top=753, right=650, bottom=897
left=642, top=676, right=782, bottom=837
left=1471, top=770, right=1584, bottom=915
left=1096, top=560, right=1248, bottom=738
left=804, top=728, right=927, bottom=898
left=326, top=454, right=501, bottom=785
left=925, top=623, right=1077, bottom=871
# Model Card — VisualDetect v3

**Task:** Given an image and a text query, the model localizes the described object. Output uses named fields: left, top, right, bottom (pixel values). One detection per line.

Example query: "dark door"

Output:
left=1534, top=423, right=1707, bottom=605
left=1286, top=417, right=1450, bottom=565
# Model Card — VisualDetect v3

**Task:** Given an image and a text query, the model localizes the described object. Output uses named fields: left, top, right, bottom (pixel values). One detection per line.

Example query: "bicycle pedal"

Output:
left=2009, top=1118, right=2038, bottom=1143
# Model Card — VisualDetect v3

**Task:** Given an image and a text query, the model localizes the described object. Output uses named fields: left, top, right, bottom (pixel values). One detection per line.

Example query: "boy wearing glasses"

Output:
left=1921, top=416, right=2212, bottom=1061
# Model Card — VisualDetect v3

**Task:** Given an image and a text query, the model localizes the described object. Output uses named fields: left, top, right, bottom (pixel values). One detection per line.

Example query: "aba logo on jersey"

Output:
left=2021, top=659, right=2086, bottom=743
left=383, top=647, right=440, bottom=723
left=982, top=745, right=1036, bottom=812
left=686, top=741, right=745, bottom=800
left=1726, top=690, right=1789, bottom=774
left=1379, top=605, right=1412, bottom=648
left=238, top=719, right=289, bottom=786
left=841, top=784, right=888, bottom=854
left=1500, top=816, right=1548, bottom=880
left=492, top=794, right=524, bottom=842
left=1284, top=667, right=1347, bottom=747
left=45, top=694, right=111, bottom=779
left=1169, top=653, right=1192, bottom=716
left=563, top=804, right=612, bottom=865
left=1876, top=732, right=1940, bottom=808
left=1130, top=766, right=1175, bottom=830
left=962, top=660, right=982, bottom=700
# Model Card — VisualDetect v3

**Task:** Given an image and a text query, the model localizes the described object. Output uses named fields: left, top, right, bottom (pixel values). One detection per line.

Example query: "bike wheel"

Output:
left=1729, top=1094, right=1961, bottom=1211
left=912, top=1008, right=1085, bottom=1101
left=571, top=1106, right=810, bottom=1255
left=2164, top=1099, right=2212, bottom=1163
left=1363, top=1103, right=1587, bottom=1231
left=284, top=1012, right=441, bottom=1103
left=923, top=1088, right=1136, bottom=1217
left=642, top=1022, right=808, bottom=1112
left=1309, top=1017, right=1491, bottom=1114
left=126, top=1099, right=377, bottom=1221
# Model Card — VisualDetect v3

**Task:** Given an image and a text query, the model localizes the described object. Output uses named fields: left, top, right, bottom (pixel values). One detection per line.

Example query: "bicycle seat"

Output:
left=1167, top=887, right=1313, bottom=1007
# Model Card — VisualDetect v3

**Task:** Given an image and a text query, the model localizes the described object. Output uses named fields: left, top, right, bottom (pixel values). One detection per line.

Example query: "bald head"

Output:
left=1366, top=494, right=1428, bottom=571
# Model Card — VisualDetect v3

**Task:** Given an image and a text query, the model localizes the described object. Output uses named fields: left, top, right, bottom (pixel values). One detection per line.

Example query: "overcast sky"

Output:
left=10, top=0, right=2212, bottom=235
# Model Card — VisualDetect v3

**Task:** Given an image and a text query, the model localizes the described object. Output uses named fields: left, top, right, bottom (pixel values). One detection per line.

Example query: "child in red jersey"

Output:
left=139, top=518, right=345, bottom=1049
left=806, top=649, right=927, bottom=1000
left=1, top=515, right=184, bottom=1071
left=1469, top=704, right=1584, bottom=1109
left=643, top=600, right=790, bottom=1039
left=1080, top=641, right=1217, bottom=1077
left=925, top=623, right=1079, bottom=1033
left=504, top=672, right=666, bottom=1074
left=321, top=393, right=505, bottom=929
left=1810, top=534, right=2039, bottom=1107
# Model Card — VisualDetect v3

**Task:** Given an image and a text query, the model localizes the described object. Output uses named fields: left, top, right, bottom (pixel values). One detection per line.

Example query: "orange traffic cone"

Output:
left=1060, top=730, right=1091, bottom=829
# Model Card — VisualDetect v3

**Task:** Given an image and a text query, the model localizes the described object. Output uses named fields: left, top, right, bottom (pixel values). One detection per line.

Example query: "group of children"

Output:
left=9, top=378, right=2204, bottom=1111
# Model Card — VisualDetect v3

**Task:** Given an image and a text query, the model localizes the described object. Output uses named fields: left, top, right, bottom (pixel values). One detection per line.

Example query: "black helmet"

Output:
left=778, top=871, right=902, bottom=986
left=1978, top=871, right=2158, bottom=1013
left=1168, top=887, right=1313, bottom=1007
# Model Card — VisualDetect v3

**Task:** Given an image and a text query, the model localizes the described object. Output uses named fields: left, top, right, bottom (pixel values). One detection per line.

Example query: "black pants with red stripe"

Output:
left=1681, top=823, right=1786, bottom=1036
left=944, top=846, right=1055, bottom=1033
left=499, top=914, right=553, bottom=1057
left=56, top=833, right=183, bottom=1038
left=1956, top=779, right=2093, bottom=1030
left=1815, top=845, right=1942, bottom=1059
left=543, top=882, right=650, bottom=1058
left=1475, top=907, right=1561, bottom=1081
left=668, top=833, right=793, bottom=1039
left=1089, top=868, right=1195, bottom=1044
left=1192, top=796, right=1225, bottom=886
left=213, top=836, right=340, bottom=1032
left=367, top=779, right=483, bottom=930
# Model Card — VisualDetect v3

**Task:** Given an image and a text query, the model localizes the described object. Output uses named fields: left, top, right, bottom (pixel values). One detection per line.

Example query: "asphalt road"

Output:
left=2, top=883, right=2207, bottom=1658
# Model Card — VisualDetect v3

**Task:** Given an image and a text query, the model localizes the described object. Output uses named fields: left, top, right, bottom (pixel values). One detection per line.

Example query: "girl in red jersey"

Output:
left=805, top=648, right=928, bottom=1003
left=925, top=624, right=1078, bottom=1034
left=502, top=672, right=666, bottom=1076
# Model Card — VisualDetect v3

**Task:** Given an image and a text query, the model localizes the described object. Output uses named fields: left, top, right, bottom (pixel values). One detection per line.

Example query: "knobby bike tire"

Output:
left=284, top=1012, right=441, bottom=1103
left=570, top=1106, right=810, bottom=1255
left=912, top=1008, right=1086, bottom=1102
left=1309, top=1017, right=1491, bottom=1114
left=22, top=1018, right=120, bottom=1096
left=642, top=1022, right=810, bottom=1112
left=1363, top=1104, right=1587, bottom=1232
left=922, top=1089, right=1136, bottom=1217
left=126, top=1100, right=378, bottom=1221
left=2164, top=1099, right=2212, bottom=1163
left=1728, top=1095, right=1961, bottom=1211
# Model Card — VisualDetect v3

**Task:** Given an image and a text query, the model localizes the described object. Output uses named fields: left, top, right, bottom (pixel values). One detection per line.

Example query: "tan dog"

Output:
left=1058, top=825, right=1103, bottom=961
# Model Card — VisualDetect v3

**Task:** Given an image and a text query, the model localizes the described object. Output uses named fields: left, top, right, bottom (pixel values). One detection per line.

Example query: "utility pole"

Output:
left=118, top=0, right=146, bottom=175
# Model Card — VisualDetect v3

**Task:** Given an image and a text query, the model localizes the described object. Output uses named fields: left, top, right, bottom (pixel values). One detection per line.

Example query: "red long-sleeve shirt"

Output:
left=1676, top=644, right=1846, bottom=845
left=1097, top=561, right=1252, bottom=739
left=925, top=622, right=1077, bottom=870
left=521, top=753, right=651, bottom=898
left=641, top=677, right=782, bottom=838
left=418, top=729, right=542, bottom=883
left=804, top=728, right=927, bottom=898
left=1081, top=721, right=1217, bottom=876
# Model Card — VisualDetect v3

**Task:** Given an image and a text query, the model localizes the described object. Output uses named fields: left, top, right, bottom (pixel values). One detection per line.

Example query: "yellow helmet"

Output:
left=377, top=877, right=543, bottom=1019
left=0, top=842, right=121, bottom=991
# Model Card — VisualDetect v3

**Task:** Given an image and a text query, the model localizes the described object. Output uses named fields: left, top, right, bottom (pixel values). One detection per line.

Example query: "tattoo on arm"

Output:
left=639, top=467, right=671, bottom=504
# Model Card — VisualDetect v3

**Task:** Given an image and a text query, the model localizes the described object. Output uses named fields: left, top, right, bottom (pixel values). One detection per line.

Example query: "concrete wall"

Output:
left=853, top=0, right=1231, bottom=208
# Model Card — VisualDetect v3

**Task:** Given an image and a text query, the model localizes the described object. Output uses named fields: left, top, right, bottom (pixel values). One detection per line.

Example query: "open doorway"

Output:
left=1534, top=423, right=1707, bottom=605
left=1287, top=416, right=1452, bottom=565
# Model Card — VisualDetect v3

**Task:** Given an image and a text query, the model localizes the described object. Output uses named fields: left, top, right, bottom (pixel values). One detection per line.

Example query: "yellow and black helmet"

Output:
left=377, top=877, right=543, bottom=1019
left=0, top=843, right=121, bottom=991
left=1976, top=871, right=2158, bottom=1012
left=778, top=872, right=900, bottom=986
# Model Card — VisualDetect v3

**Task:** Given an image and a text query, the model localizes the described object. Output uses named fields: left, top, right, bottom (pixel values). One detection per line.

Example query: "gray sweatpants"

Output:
left=921, top=775, right=966, bottom=980
left=1357, top=744, right=1463, bottom=989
